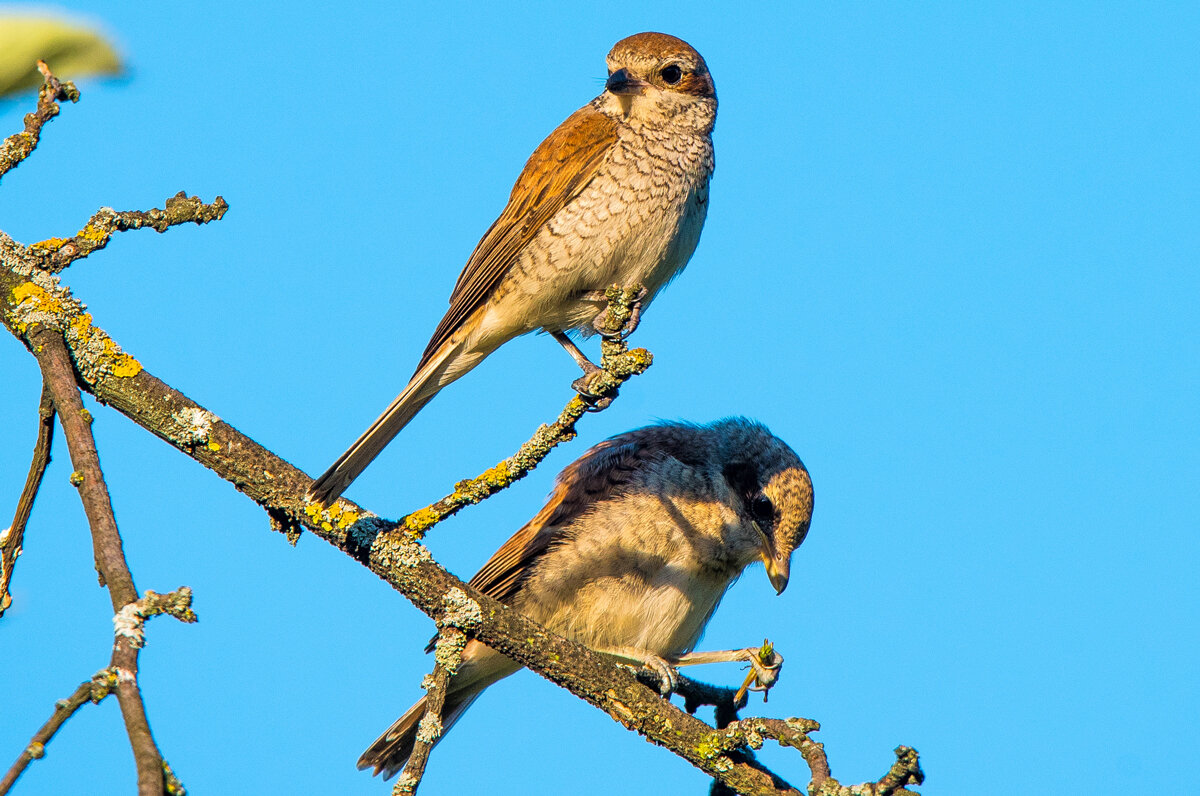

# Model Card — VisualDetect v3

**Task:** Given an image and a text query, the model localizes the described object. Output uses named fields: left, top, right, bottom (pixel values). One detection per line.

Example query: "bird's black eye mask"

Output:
left=723, top=461, right=775, bottom=532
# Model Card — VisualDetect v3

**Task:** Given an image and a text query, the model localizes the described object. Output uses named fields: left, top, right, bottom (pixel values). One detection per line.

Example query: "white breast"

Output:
left=514, top=491, right=740, bottom=658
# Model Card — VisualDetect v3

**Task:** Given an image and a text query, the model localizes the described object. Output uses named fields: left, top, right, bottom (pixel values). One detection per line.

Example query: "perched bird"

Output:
left=310, top=32, right=718, bottom=505
left=358, top=418, right=814, bottom=779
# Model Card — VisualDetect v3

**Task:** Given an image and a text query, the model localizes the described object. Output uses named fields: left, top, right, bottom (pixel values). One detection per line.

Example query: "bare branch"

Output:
left=1, top=386, right=55, bottom=617
left=29, top=327, right=175, bottom=796
left=30, top=193, right=230, bottom=273
left=0, top=62, right=79, bottom=181
left=0, top=667, right=119, bottom=795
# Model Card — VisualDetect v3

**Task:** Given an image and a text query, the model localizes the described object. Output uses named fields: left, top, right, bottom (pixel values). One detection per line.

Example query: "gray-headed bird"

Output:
left=310, top=33, right=717, bottom=505
left=358, top=418, right=814, bottom=779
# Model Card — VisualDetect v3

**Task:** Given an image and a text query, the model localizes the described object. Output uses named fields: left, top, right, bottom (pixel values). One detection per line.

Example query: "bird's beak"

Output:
left=606, top=68, right=648, bottom=96
left=762, top=553, right=790, bottom=595
left=752, top=521, right=790, bottom=594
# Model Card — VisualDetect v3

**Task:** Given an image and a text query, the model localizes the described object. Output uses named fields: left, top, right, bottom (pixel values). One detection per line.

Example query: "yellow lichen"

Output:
left=10, top=282, right=65, bottom=331
left=69, top=311, right=93, bottom=337
left=206, top=441, right=221, bottom=452
left=76, top=221, right=111, bottom=245
left=403, top=507, right=441, bottom=533
left=110, top=353, right=142, bottom=378
left=30, top=237, right=68, bottom=252
left=480, top=462, right=512, bottom=485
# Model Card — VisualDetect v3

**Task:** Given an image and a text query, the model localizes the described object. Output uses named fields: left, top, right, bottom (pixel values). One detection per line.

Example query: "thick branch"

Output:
left=0, top=241, right=923, bottom=795
left=0, top=668, right=119, bottom=795
left=2, top=295, right=800, bottom=794
left=30, top=328, right=167, bottom=796
left=0, top=62, right=78, bottom=182
left=0, top=82, right=920, bottom=793
left=1, top=386, right=55, bottom=617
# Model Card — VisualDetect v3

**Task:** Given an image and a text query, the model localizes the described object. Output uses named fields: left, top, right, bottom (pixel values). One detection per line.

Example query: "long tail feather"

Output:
left=357, top=691, right=481, bottom=780
left=308, top=338, right=468, bottom=505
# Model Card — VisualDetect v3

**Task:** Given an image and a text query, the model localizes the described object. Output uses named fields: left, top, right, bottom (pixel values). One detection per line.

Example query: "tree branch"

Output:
left=0, top=667, right=119, bottom=795
left=1, top=386, right=54, bottom=617
left=29, top=193, right=229, bottom=273
left=0, top=61, right=78, bottom=182
left=29, top=327, right=180, bottom=796
left=0, top=65, right=921, bottom=796
left=394, top=627, right=462, bottom=795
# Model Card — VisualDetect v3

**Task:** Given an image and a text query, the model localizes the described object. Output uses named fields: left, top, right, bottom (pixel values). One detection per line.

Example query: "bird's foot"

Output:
left=571, top=369, right=616, bottom=411
left=590, top=285, right=647, bottom=341
left=552, top=330, right=616, bottom=409
left=634, top=655, right=680, bottom=696
left=598, top=647, right=681, bottom=695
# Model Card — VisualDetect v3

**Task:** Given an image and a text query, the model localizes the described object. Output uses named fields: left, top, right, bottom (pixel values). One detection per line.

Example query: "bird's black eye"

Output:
left=661, top=64, right=683, bottom=85
left=750, top=494, right=774, bottom=524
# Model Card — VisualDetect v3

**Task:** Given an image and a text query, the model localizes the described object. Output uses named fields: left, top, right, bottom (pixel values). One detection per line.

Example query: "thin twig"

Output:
left=704, top=718, right=923, bottom=795
left=1, top=386, right=55, bottom=617
left=30, top=193, right=229, bottom=273
left=0, top=667, right=119, bottom=795
left=394, top=628, right=463, bottom=795
left=30, top=327, right=170, bottom=796
left=0, top=61, right=79, bottom=181
left=308, top=286, right=653, bottom=540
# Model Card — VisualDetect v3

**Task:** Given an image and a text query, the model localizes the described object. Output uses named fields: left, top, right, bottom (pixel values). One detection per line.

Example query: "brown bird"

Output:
left=309, top=32, right=718, bottom=506
left=358, top=418, right=814, bottom=779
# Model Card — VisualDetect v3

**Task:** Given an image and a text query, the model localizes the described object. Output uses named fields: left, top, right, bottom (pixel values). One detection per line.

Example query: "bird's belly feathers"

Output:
left=558, top=573, right=728, bottom=656
left=488, top=140, right=711, bottom=337
left=516, top=546, right=730, bottom=657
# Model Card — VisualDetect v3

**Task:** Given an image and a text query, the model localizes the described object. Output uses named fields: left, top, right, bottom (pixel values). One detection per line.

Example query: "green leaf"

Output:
left=0, top=16, right=122, bottom=98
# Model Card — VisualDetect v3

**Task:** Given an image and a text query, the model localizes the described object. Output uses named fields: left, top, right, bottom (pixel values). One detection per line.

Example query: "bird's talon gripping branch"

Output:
left=592, top=284, right=648, bottom=341
left=571, top=371, right=617, bottom=409
left=626, top=657, right=680, bottom=696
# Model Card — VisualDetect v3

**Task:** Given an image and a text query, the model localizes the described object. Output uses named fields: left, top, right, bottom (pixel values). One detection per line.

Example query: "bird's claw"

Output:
left=592, top=285, right=647, bottom=341
left=627, top=656, right=679, bottom=696
left=571, top=370, right=616, bottom=410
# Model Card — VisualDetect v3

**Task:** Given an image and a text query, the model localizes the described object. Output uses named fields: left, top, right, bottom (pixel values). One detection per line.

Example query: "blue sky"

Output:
left=1, top=3, right=1197, bottom=794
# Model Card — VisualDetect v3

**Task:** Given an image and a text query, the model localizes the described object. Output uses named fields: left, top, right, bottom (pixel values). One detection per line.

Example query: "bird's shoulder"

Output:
left=466, top=427, right=710, bottom=603
left=415, top=104, right=620, bottom=370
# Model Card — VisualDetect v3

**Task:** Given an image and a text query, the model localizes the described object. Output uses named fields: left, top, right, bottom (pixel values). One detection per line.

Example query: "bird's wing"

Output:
left=467, top=435, right=654, bottom=604
left=415, top=104, right=619, bottom=372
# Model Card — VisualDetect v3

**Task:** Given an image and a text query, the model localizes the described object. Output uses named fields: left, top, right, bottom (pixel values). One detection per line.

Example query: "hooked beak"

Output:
left=763, top=554, right=790, bottom=595
left=606, top=68, right=648, bottom=96
left=753, top=520, right=790, bottom=595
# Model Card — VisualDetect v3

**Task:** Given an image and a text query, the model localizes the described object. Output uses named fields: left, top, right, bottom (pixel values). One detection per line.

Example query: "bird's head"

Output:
left=717, top=420, right=814, bottom=595
left=602, top=32, right=716, bottom=131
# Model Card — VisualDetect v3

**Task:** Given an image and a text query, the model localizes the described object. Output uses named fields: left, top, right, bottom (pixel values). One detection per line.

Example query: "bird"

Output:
left=309, top=32, right=718, bottom=506
left=357, top=417, right=814, bottom=779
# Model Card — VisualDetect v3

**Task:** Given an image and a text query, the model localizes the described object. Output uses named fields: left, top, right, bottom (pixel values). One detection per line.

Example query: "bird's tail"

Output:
left=358, top=641, right=519, bottom=779
left=307, top=336, right=472, bottom=505
left=356, top=690, right=481, bottom=780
